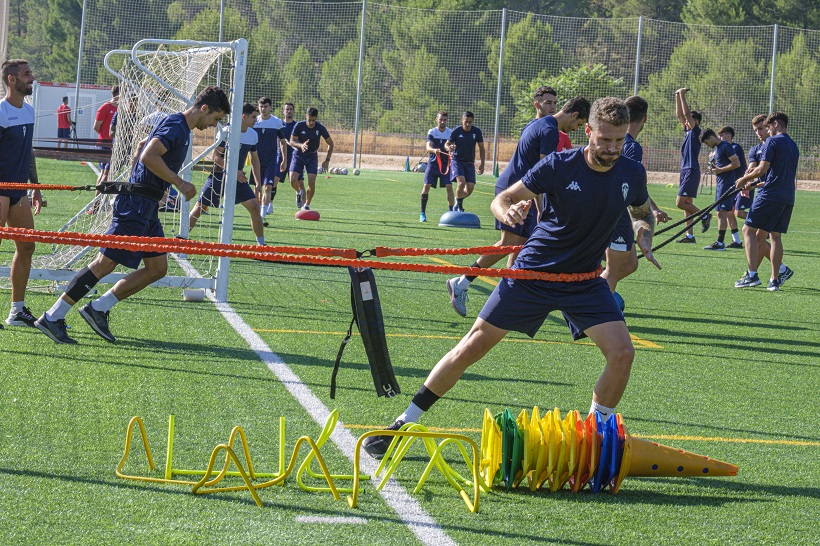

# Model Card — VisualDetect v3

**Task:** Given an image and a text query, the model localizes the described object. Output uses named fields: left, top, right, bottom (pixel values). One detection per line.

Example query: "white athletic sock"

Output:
left=46, top=298, right=72, bottom=321
left=457, top=275, right=471, bottom=289
left=589, top=401, right=616, bottom=421
left=748, top=270, right=757, bottom=277
left=91, top=290, right=119, bottom=313
left=779, top=264, right=787, bottom=274
left=686, top=233, right=694, bottom=239
left=732, top=232, right=741, bottom=244
left=255, top=236, right=265, bottom=245
left=260, top=207, right=267, bottom=218
left=398, top=402, right=425, bottom=424
left=10, top=301, right=24, bottom=315
left=267, top=203, right=273, bottom=214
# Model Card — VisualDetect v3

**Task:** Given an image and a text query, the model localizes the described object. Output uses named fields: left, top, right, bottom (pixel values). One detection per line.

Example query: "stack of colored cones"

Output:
left=480, top=407, right=737, bottom=494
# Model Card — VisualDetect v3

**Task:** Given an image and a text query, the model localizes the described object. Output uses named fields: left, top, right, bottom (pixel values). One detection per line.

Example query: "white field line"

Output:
left=172, top=256, right=455, bottom=546
left=294, top=516, right=368, bottom=525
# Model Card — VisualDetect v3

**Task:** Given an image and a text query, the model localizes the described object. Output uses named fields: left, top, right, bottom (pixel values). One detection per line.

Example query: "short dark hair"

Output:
left=62, top=96, right=69, bottom=103
left=534, top=86, right=557, bottom=100
left=258, top=96, right=272, bottom=106
left=766, top=111, right=788, bottom=127
left=718, top=126, right=734, bottom=138
left=307, top=107, right=319, bottom=117
left=588, top=97, right=629, bottom=129
left=561, top=96, right=591, bottom=121
left=112, top=85, right=120, bottom=97
left=699, top=128, right=717, bottom=143
left=242, top=102, right=258, bottom=116
left=624, top=95, right=648, bottom=123
left=462, top=111, right=474, bottom=119
left=193, top=86, right=231, bottom=115
left=691, top=110, right=702, bottom=123
left=1, top=59, right=29, bottom=87
left=284, top=102, right=294, bottom=108
left=751, top=114, right=767, bottom=125
left=437, top=111, right=448, bottom=118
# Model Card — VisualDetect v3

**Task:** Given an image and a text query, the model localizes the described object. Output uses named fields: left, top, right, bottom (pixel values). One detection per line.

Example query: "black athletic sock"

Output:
left=64, top=266, right=101, bottom=302
left=411, top=385, right=441, bottom=412
left=421, top=193, right=429, bottom=213
left=718, top=229, right=726, bottom=243
left=456, top=198, right=464, bottom=209
left=465, top=260, right=480, bottom=283
left=448, top=205, right=454, bottom=211
left=270, top=186, right=277, bottom=201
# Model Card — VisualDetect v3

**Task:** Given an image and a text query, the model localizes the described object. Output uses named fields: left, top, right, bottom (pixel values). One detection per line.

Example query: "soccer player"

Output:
left=674, top=88, right=710, bottom=243
left=718, top=125, right=747, bottom=248
left=189, top=103, right=265, bottom=245
left=738, top=115, right=768, bottom=222
left=601, top=96, right=668, bottom=297
left=274, top=102, right=299, bottom=215
left=254, top=97, right=286, bottom=226
left=35, top=86, right=230, bottom=344
left=445, top=96, right=590, bottom=317
left=362, top=97, right=660, bottom=458
left=94, top=85, right=119, bottom=185
left=0, top=59, right=42, bottom=329
left=699, top=128, right=740, bottom=251
left=288, top=107, right=333, bottom=211
left=734, top=112, right=798, bottom=291
left=56, top=96, right=72, bottom=148
left=420, top=111, right=453, bottom=222
left=446, top=111, right=485, bottom=212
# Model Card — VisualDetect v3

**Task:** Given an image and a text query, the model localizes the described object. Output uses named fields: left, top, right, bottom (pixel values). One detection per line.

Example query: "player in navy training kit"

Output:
left=602, top=96, right=668, bottom=298
left=700, top=128, right=740, bottom=251
left=445, top=93, right=590, bottom=317
left=255, top=97, right=288, bottom=224
left=717, top=125, right=747, bottom=248
left=674, top=88, right=710, bottom=242
left=288, top=107, right=333, bottom=211
left=734, top=112, right=798, bottom=291
left=362, top=98, right=661, bottom=458
left=737, top=116, right=768, bottom=222
left=446, top=111, right=485, bottom=212
left=420, top=111, right=454, bottom=222
left=0, top=59, right=42, bottom=329
left=35, top=87, right=230, bottom=344
left=189, top=103, right=265, bottom=245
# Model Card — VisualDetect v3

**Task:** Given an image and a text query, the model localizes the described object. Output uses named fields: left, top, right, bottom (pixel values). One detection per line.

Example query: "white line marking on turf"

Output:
left=172, top=256, right=455, bottom=546
left=295, top=516, right=368, bottom=525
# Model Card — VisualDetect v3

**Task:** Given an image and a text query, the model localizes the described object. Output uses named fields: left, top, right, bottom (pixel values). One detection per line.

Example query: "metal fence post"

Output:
left=72, top=0, right=88, bottom=125
left=769, top=24, right=778, bottom=114
left=633, top=16, right=643, bottom=96
left=492, top=8, right=507, bottom=178
left=352, top=0, right=367, bottom=170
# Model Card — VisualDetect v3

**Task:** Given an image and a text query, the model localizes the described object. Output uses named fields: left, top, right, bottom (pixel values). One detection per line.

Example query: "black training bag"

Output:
left=331, top=267, right=400, bottom=399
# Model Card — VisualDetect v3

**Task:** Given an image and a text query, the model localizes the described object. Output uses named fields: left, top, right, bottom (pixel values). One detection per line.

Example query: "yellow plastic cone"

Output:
left=627, top=436, right=738, bottom=478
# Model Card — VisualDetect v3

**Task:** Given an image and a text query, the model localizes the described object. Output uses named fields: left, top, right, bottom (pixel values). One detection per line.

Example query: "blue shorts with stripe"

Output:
left=199, top=175, right=256, bottom=208
left=424, top=161, right=451, bottom=188
left=745, top=197, right=793, bottom=234
left=734, top=188, right=755, bottom=211
left=450, top=161, right=476, bottom=183
left=101, top=194, right=165, bottom=269
left=678, top=168, right=700, bottom=197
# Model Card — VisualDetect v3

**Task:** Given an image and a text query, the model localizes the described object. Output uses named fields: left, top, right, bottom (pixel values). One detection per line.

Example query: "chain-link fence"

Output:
left=73, top=1, right=820, bottom=178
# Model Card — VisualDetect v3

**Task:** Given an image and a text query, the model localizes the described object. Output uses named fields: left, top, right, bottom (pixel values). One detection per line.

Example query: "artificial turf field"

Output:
left=1, top=159, right=818, bottom=545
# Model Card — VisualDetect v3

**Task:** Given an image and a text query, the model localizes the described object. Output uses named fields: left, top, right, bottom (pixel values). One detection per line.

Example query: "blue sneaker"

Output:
left=767, top=278, right=782, bottom=291
left=777, top=266, right=794, bottom=287
left=735, top=271, right=761, bottom=288
left=420, top=212, right=427, bottom=223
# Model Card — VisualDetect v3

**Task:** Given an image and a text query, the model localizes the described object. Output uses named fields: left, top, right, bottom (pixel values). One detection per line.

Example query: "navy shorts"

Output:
left=678, top=168, right=700, bottom=197
left=98, top=145, right=111, bottom=171
left=261, top=162, right=279, bottom=186
left=715, top=182, right=735, bottom=211
left=478, top=276, right=624, bottom=341
left=609, top=211, right=634, bottom=251
left=57, top=127, right=71, bottom=139
left=450, top=161, right=476, bottom=184
left=0, top=190, right=26, bottom=206
left=101, top=194, right=165, bottom=269
left=199, top=175, right=256, bottom=208
left=734, top=188, right=755, bottom=211
left=424, top=161, right=451, bottom=188
left=745, top=198, right=793, bottom=234
left=290, top=152, right=318, bottom=176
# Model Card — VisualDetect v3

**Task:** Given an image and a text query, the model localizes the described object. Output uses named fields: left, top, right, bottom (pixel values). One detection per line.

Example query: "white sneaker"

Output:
left=446, top=277, right=468, bottom=317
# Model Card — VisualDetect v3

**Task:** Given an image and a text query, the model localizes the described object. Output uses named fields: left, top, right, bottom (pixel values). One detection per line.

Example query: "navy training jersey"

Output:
left=278, top=120, right=297, bottom=163
left=130, top=112, right=191, bottom=195
left=215, top=128, right=258, bottom=180
left=680, top=125, right=701, bottom=170
left=622, top=133, right=643, bottom=163
left=759, top=133, right=799, bottom=205
left=0, top=99, right=35, bottom=197
left=517, top=148, right=649, bottom=274
left=291, top=121, right=330, bottom=156
left=496, top=116, right=559, bottom=191
left=713, top=140, right=737, bottom=188
left=254, top=115, right=284, bottom=167
left=449, top=125, right=483, bottom=164
left=731, top=142, right=746, bottom=177
left=747, top=142, right=766, bottom=184
left=427, top=126, right=452, bottom=162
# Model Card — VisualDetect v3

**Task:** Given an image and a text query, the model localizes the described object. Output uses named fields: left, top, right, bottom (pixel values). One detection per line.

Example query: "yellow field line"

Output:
left=428, top=256, right=498, bottom=287
left=342, top=424, right=819, bottom=446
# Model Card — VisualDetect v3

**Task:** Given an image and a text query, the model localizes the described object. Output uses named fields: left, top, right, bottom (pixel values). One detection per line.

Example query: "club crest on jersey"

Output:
left=622, top=183, right=629, bottom=201
left=22, top=126, right=27, bottom=137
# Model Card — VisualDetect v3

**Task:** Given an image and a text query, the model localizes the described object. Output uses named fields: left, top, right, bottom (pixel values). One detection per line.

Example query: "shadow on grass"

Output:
left=626, top=414, right=820, bottom=443
left=635, top=476, right=820, bottom=500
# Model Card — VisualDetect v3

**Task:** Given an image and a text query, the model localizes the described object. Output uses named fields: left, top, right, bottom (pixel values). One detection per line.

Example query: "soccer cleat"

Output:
left=700, top=213, right=712, bottom=233
left=79, top=303, right=116, bottom=342
left=703, top=241, right=725, bottom=251
left=35, top=314, right=77, bottom=344
left=767, top=278, right=782, bottom=291
left=777, top=266, right=794, bottom=287
left=420, top=212, right=427, bottom=222
left=727, top=241, right=744, bottom=249
left=446, top=277, right=468, bottom=317
left=362, top=419, right=406, bottom=459
left=6, top=306, right=37, bottom=327
left=735, top=271, right=761, bottom=288
left=676, top=236, right=696, bottom=243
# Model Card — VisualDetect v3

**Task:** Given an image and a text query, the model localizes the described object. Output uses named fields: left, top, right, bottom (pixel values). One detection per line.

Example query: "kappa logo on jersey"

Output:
left=566, top=181, right=581, bottom=191
left=622, top=182, right=629, bottom=201
left=458, top=134, right=464, bottom=138
left=615, top=236, right=625, bottom=243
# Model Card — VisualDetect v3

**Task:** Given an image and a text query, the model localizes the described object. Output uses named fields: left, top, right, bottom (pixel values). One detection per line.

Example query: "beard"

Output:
left=16, top=80, right=33, bottom=96
left=590, top=148, right=620, bottom=168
